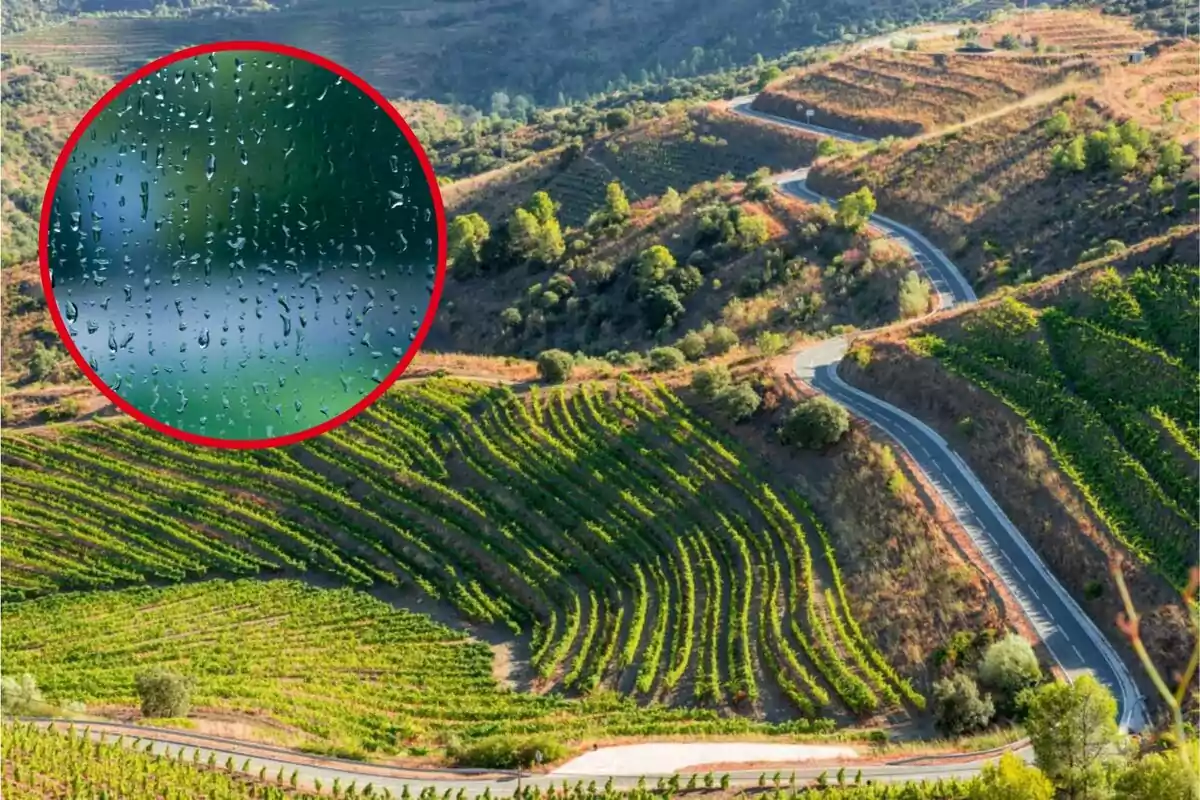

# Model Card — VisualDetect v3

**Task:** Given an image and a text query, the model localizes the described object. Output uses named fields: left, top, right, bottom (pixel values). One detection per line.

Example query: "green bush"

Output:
left=932, top=672, right=994, bottom=736
left=707, top=325, right=739, bottom=355
left=780, top=397, right=850, bottom=449
left=134, top=668, right=194, bottom=719
left=649, top=347, right=686, bottom=372
left=451, top=734, right=568, bottom=769
left=978, top=634, right=1042, bottom=698
left=677, top=331, right=708, bottom=361
left=536, top=349, right=575, bottom=384
left=691, top=365, right=733, bottom=399
left=712, top=382, right=761, bottom=423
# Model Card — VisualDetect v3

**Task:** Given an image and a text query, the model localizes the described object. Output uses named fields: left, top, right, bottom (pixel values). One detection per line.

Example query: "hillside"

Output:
left=443, top=106, right=824, bottom=227
left=752, top=50, right=1099, bottom=139
left=807, top=93, right=1197, bottom=294
left=3, top=0, right=972, bottom=108
left=840, top=253, right=1199, bottom=687
left=437, top=178, right=927, bottom=360
left=1, top=375, right=1005, bottom=751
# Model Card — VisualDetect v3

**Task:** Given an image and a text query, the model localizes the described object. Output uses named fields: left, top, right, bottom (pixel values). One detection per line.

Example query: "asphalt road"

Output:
left=727, top=101, right=1143, bottom=731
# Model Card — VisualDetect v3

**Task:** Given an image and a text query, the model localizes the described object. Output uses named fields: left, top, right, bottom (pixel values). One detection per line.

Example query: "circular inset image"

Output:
left=41, top=42, right=446, bottom=447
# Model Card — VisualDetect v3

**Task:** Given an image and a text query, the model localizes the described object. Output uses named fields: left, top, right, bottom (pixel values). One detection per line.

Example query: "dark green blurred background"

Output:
left=48, top=49, right=440, bottom=441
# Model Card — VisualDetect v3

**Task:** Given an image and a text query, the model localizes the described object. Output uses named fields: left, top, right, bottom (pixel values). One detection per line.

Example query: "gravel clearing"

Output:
left=551, top=743, right=861, bottom=776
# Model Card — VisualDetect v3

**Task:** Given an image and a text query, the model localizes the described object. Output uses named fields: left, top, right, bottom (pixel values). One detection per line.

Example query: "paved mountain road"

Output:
left=728, top=100, right=1142, bottom=732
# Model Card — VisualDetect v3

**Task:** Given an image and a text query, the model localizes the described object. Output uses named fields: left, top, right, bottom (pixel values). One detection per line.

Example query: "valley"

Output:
left=1, top=3, right=1197, bottom=798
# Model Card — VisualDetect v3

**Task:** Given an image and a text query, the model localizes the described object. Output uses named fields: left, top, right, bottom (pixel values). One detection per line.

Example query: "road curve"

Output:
left=727, top=99, right=1142, bottom=731
left=24, top=719, right=1030, bottom=796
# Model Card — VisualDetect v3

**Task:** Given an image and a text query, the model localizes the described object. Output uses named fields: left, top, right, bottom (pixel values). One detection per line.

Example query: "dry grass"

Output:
left=753, top=49, right=1099, bottom=137
left=807, top=93, right=1195, bottom=293
left=443, top=106, right=821, bottom=227
left=1091, top=39, right=1200, bottom=152
left=982, top=9, right=1155, bottom=58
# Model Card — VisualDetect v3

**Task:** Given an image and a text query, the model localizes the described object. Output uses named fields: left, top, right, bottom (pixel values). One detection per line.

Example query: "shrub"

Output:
left=897, top=270, right=932, bottom=318
left=677, top=331, right=708, bottom=361
left=636, top=245, right=677, bottom=288
left=755, top=331, right=788, bottom=356
left=452, top=734, right=567, bottom=769
left=135, top=669, right=194, bottom=719
left=604, top=109, right=633, bottom=130
left=43, top=397, right=81, bottom=421
left=1045, top=111, right=1072, bottom=137
left=1, top=673, right=44, bottom=717
left=536, top=349, right=575, bottom=384
left=1109, top=143, right=1139, bottom=175
left=707, top=326, right=738, bottom=354
left=691, top=365, right=733, bottom=400
left=658, top=187, right=683, bottom=215
left=735, top=214, right=770, bottom=251
left=978, top=634, right=1043, bottom=698
left=649, top=347, right=686, bottom=372
left=641, top=284, right=685, bottom=330
left=1051, top=136, right=1087, bottom=173
left=500, top=307, right=523, bottom=329
left=713, top=382, right=761, bottom=423
left=932, top=673, right=994, bottom=735
left=28, top=343, right=62, bottom=382
left=780, top=397, right=850, bottom=449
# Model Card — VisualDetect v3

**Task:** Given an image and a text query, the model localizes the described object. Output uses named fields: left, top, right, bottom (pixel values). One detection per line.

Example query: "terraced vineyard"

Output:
left=752, top=50, right=1099, bottom=138
left=909, top=264, right=1199, bottom=590
left=3, top=721, right=319, bottom=800
left=7, top=579, right=800, bottom=752
left=446, top=109, right=820, bottom=227
left=3, top=377, right=921, bottom=734
left=983, top=9, right=1154, bottom=59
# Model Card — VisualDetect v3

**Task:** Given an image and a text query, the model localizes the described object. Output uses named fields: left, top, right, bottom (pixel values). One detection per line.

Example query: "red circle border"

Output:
left=38, top=40, right=449, bottom=450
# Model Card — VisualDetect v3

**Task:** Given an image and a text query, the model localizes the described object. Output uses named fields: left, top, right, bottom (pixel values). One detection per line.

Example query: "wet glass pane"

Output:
left=46, top=48, right=441, bottom=443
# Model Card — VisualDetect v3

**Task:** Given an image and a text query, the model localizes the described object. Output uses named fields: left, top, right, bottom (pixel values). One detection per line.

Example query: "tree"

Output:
left=526, top=191, right=558, bottom=226
left=536, top=350, right=574, bottom=384
left=735, top=213, right=770, bottom=250
left=932, top=673, right=995, bottom=735
left=707, top=326, right=738, bottom=355
left=1109, top=144, right=1139, bottom=175
left=691, top=365, right=733, bottom=399
left=649, top=347, right=686, bottom=372
left=979, top=634, right=1042, bottom=699
left=677, top=331, right=708, bottom=361
left=970, top=752, right=1054, bottom=800
left=836, top=187, right=877, bottom=232
left=641, top=284, right=685, bottom=329
left=713, top=382, right=761, bottom=423
left=636, top=245, right=677, bottom=287
left=535, top=217, right=566, bottom=263
left=1113, top=750, right=1196, bottom=800
left=1024, top=675, right=1124, bottom=799
left=508, top=208, right=544, bottom=262
left=1, top=673, right=43, bottom=717
left=1159, top=141, right=1185, bottom=174
left=135, top=668, right=194, bottom=718
left=754, top=65, right=782, bottom=91
left=780, top=397, right=850, bottom=449
left=603, top=181, right=631, bottom=224
left=604, top=109, right=633, bottom=130
left=998, top=33, right=1021, bottom=50
left=897, top=270, right=932, bottom=318
left=28, top=343, right=62, bottom=382
left=659, top=187, right=683, bottom=215
left=448, top=213, right=491, bottom=277
left=669, top=265, right=704, bottom=297
left=744, top=167, right=773, bottom=201
left=1052, top=136, right=1087, bottom=173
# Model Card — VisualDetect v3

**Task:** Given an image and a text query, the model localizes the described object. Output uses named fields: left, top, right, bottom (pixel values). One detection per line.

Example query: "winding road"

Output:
left=23, top=89, right=1144, bottom=796
left=727, top=98, right=1142, bottom=732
